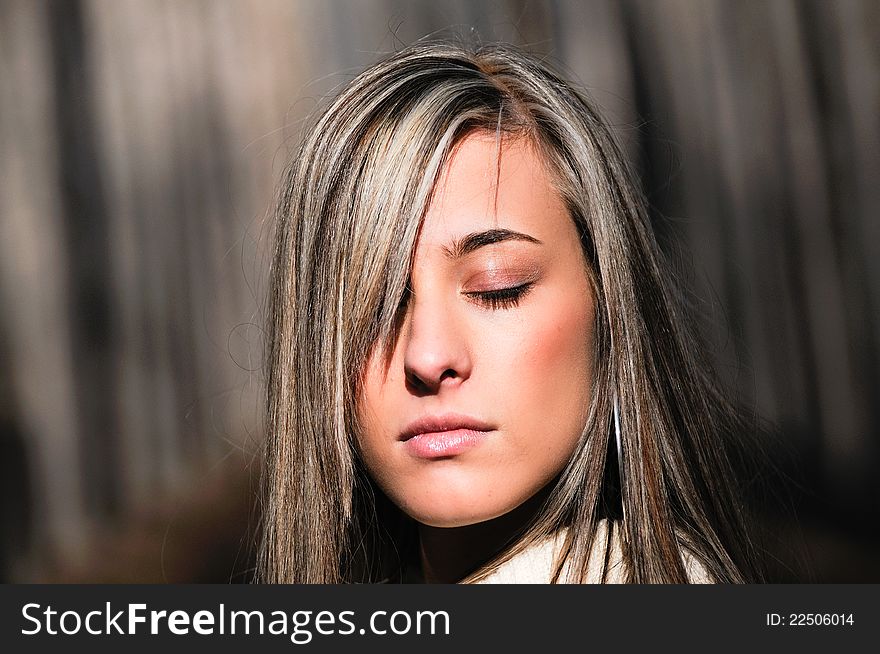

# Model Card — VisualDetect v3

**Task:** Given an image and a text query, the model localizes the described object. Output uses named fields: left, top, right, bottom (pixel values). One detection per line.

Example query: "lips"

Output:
left=399, top=414, right=495, bottom=459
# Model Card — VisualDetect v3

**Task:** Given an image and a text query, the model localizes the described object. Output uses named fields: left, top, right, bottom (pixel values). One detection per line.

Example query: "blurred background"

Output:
left=1, top=0, right=877, bottom=583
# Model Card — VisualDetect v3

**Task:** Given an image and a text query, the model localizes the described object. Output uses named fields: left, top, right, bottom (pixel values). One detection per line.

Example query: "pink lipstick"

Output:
left=399, top=414, right=494, bottom=459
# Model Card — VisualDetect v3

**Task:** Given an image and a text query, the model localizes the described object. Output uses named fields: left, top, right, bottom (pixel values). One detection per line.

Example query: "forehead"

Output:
left=419, top=132, right=570, bottom=247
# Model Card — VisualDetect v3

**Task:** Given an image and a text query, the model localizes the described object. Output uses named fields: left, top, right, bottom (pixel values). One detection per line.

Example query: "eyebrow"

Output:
left=441, top=228, right=543, bottom=259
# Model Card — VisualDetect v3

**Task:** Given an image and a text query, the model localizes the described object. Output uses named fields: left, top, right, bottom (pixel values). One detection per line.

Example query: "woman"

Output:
left=260, top=41, right=763, bottom=584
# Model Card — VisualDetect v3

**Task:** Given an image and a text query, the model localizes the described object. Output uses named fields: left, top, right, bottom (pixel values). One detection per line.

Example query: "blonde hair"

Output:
left=261, top=41, right=761, bottom=583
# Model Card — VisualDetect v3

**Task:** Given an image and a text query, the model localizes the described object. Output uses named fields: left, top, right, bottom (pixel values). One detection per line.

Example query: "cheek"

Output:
left=356, top=358, right=398, bottom=481
left=359, top=343, right=406, bottom=424
left=535, top=232, right=597, bottom=387
left=532, top=302, right=592, bottom=372
left=502, top=290, right=595, bottom=436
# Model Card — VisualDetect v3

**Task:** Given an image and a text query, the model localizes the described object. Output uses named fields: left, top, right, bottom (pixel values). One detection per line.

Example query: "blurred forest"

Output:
left=1, top=0, right=878, bottom=582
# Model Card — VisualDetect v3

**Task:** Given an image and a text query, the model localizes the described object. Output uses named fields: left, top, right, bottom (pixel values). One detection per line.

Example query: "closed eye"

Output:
left=464, top=282, right=535, bottom=310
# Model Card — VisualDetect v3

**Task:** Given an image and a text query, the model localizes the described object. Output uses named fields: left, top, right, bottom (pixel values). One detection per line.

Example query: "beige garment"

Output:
left=473, top=519, right=713, bottom=584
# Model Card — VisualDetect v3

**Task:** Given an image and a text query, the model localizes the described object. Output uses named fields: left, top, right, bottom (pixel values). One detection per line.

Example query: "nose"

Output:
left=402, top=291, right=472, bottom=394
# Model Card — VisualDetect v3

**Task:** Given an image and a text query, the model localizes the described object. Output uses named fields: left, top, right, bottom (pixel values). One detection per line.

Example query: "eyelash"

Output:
left=465, top=282, right=535, bottom=310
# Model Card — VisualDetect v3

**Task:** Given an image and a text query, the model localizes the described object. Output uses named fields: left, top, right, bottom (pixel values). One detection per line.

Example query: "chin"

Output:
left=395, top=489, right=513, bottom=528
left=409, top=512, right=489, bottom=529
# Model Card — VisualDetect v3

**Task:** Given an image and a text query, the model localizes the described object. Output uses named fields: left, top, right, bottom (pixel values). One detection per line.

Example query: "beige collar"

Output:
left=473, top=519, right=626, bottom=584
left=472, top=519, right=713, bottom=584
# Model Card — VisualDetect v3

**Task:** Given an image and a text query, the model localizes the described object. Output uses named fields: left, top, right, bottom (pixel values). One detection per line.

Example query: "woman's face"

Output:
left=358, top=131, right=596, bottom=527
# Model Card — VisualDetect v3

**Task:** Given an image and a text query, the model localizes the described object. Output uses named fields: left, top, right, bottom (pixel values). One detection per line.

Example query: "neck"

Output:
left=416, top=485, right=552, bottom=583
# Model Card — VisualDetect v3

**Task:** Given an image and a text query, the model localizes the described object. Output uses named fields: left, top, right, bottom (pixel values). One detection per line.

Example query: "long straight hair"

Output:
left=260, top=41, right=763, bottom=583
